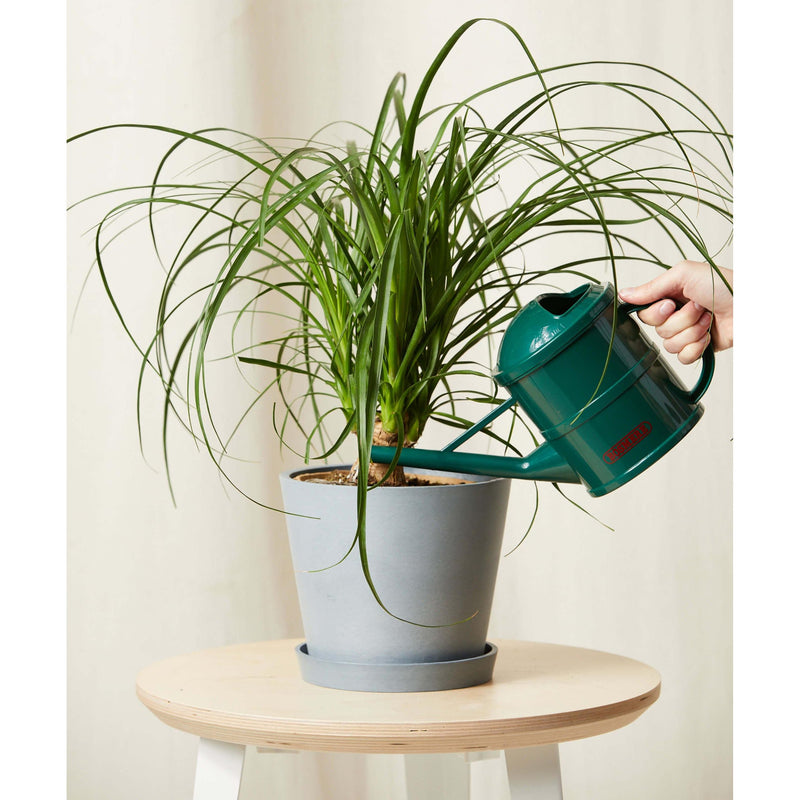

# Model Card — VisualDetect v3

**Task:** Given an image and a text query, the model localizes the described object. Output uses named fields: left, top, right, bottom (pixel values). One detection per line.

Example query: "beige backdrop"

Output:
left=67, top=1, right=732, bottom=798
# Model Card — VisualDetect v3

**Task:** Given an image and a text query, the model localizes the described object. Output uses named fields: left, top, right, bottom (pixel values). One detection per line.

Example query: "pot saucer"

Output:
left=295, top=642, right=498, bottom=693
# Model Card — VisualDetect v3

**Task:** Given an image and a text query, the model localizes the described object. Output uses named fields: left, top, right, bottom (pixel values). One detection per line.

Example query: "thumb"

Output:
left=618, top=269, right=687, bottom=305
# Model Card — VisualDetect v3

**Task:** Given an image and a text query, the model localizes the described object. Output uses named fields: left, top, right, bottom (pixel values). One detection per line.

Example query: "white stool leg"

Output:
left=192, top=738, right=246, bottom=800
left=465, top=751, right=503, bottom=798
left=504, top=745, right=563, bottom=800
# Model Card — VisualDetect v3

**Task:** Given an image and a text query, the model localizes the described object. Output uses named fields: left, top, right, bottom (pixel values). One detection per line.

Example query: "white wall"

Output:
left=67, top=1, right=732, bottom=798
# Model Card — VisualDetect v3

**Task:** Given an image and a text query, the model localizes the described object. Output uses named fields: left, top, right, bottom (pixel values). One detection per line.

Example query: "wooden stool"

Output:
left=136, top=638, right=660, bottom=799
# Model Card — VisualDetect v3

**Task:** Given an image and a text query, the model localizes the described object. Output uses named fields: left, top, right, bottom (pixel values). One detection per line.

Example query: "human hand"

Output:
left=618, top=260, right=733, bottom=364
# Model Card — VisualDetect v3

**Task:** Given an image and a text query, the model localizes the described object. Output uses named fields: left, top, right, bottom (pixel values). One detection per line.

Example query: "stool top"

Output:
left=136, top=639, right=660, bottom=753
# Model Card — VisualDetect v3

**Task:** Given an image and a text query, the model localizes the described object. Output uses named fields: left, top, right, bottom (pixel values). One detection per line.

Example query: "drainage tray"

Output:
left=295, top=642, right=498, bottom=693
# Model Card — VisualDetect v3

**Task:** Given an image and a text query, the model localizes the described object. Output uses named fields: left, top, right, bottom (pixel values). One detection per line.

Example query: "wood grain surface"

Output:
left=136, top=639, right=660, bottom=753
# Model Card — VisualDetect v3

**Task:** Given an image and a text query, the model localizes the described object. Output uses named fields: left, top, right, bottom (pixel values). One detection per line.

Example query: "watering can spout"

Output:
left=518, top=442, right=582, bottom=483
left=369, top=443, right=581, bottom=484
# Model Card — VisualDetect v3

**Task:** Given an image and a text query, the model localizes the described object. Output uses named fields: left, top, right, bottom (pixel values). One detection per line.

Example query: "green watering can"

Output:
left=371, top=282, right=714, bottom=497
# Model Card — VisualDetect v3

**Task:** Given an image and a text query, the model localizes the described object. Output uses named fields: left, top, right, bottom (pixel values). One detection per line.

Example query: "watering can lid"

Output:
left=493, top=282, right=614, bottom=386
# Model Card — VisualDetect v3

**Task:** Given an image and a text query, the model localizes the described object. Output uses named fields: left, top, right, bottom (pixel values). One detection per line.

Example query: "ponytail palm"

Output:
left=69, top=18, right=732, bottom=613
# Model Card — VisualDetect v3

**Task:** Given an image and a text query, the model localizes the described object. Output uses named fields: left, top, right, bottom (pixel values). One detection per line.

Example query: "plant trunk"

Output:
left=347, top=420, right=408, bottom=486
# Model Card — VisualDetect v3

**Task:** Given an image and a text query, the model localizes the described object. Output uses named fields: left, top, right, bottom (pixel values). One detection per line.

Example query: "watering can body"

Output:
left=372, top=282, right=714, bottom=496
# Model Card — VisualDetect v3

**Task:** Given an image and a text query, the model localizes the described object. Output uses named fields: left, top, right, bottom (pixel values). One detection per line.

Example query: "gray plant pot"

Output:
left=280, top=465, right=510, bottom=692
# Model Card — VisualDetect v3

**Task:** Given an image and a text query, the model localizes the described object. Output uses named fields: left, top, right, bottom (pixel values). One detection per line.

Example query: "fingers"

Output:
left=618, top=266, right=690, bottom=306
left=655, top=301, right=707, bottom=340
left=658, top=304, right=713, bottom=364
left=636, top=299, right=677, bottom=327
left=673, top=333, right=712, bottom=365
left=619, top=264, right=717, bottom=363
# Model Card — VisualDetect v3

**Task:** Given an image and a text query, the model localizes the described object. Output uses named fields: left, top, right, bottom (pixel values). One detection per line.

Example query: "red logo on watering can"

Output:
left=603, top=422, right=653, bottom=465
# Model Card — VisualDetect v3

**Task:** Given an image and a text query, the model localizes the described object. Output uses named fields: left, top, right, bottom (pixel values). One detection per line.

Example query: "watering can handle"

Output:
left=618, top=300, right=715, bottom=404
